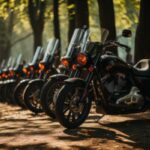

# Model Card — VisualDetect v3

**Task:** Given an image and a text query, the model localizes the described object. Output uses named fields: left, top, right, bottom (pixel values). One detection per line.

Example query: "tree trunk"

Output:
left=67, top=0, right=76, bottom=42
left=28, top=0, right=46, bottom=53
left=135, top=0, right=150, bottom=63
left=97, top=0, right=117, bottom=54
left=53, top=0, right=61, bottom=59
left=0, top=10, right=14, bottom=62
left=75, top=0, right=89, bottom=28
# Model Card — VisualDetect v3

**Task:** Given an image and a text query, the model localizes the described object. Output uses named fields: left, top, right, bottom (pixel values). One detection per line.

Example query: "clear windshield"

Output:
left=43, top=39, right=57, bottom=62
left=48, top=39, right=59, bottom=62
left=80, top=29, right=90, bottom=53
left=7, top=57, right=12, bottom=68
left=11, top=58, right=15, bottom=68
left=81, top=28, right=109, bottom=53
left=0, top=59, right=6, bottom=69
left=15, top=54, right=22, bottom=68
left=65, top=28, right=85, bottom=57
left=32, top=46, right=42, bottom=64
left=101, top=28, right=109, bottom=44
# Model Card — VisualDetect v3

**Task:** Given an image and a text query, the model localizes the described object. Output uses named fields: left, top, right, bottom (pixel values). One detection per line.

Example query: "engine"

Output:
left=102, top=72, right=145, bottom=109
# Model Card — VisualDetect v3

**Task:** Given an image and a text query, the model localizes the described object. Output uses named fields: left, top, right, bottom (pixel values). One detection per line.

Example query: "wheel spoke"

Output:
left=63, top=105, right=69, bottom=114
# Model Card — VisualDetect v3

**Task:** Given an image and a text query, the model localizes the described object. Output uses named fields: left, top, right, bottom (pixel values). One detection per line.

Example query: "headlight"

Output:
left=23, top=68, right=28, bottom=73
left=61, top=58, right=69, bottom=67
left=39, top=63, right=45, bottom=70
left=77, top=53, right=87, bottom=66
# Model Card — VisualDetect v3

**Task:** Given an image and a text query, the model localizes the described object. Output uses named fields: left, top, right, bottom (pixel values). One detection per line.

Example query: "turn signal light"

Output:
left=61, top=58, right=69, bottom=67
left=72, top=64, right=77, bottom=70
left=77, top=53, right=87, bottom=66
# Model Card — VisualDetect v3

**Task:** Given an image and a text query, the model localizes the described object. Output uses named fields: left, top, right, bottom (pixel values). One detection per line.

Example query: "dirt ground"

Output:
left=0, top=103, right=149, bottom=150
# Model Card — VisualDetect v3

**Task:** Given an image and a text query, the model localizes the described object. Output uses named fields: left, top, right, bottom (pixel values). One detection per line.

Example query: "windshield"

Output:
left=65, top=28, right=86, bottom=57
left=101, top=28, right=109, bottom=44
left=43, top=39, right=58, bottom=62
left=10, top=58, right=15, bottom=68
left=0, top=59, right=6, bottom=69
left=32, top=46, right=42, bottom=64
left=80, top=28, right=109, bottom=54
left=15, top=54, right=22, bottom=68
left=6, top=57, right=12, bottom=68
left=48, top=39, right=59, bottom=62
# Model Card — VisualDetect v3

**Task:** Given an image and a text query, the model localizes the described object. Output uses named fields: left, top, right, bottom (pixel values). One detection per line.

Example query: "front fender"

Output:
left=64, top=78, right=86, bottom=87
left=20, top=79, right=30, bottom=84
left=28, top=79, right=44, bottom=86
left=4, top=79, right=16, bottom=84
left=50, top=73, right=68, bottom=82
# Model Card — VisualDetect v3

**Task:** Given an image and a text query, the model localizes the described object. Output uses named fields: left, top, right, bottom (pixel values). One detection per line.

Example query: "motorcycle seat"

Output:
left=133, top=59, right=150, bottom=77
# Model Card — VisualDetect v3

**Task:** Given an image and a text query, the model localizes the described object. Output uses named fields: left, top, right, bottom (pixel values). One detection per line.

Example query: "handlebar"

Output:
left=102, top=41, right=131, bottom=53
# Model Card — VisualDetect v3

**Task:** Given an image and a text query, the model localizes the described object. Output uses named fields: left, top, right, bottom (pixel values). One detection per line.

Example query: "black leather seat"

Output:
left=133, top=59, right=150, bottom=77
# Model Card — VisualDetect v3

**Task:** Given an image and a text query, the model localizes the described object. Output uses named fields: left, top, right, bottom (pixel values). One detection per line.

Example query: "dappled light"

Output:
left=0, top=0, right=150, bottom=150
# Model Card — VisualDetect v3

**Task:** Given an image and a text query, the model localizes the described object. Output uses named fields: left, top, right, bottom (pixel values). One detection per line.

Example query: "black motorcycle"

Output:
left=0, top=58, right=12, bottom=101
left=2, top=54, right=25, bottom=103
left=40, top=28, right=89, bottom=119
left=13, top=46, right=43, bottom=108
left=23, top=38, right=59, bottom=113
left=55, top=29, right=150, bottom=129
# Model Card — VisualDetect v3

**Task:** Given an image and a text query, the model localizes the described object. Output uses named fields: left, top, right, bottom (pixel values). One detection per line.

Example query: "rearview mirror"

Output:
left=122, top=29, right=132, bottom=38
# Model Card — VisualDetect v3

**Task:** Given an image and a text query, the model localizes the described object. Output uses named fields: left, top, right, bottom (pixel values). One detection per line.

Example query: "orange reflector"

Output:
left=72, top=64, right=77, bottom=70
left=88, top=66, right=94, bottom=72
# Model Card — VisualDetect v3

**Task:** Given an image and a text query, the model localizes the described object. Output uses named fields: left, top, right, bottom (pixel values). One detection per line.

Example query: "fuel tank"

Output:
left=99, top=54, right=132, bottom=75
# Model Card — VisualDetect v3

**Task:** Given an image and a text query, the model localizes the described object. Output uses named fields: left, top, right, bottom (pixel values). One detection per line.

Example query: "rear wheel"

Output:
left=55, top=83, right=92, bottom=129
left=41, top=79, right=64, bottom=119
left=24, top=81, right=44, bottom=113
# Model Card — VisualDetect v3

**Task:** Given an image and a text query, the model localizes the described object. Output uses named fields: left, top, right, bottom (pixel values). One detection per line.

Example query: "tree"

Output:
left=67, top=0, right=76, bottom=42
left=75, top=0, right=89, bottom=28
left=0, top=1, right=14, bottom=61
left=53, top=0, right=61, bottom=59
left=97, top=0, right=117, bottom=54
left=28, top=0, right=46, bottom=52
left=135, top=0, right=150, bottom=62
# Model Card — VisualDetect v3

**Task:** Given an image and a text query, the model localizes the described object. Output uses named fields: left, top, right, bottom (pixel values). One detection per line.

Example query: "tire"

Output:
left=23, top=81, right=44, bottom=113
left=41, top=79, right=64, bottom=119
left=55, top=83, right=92, bottom=129
left=5, top=81, right=18, bottom=104
left=13, top=81, right=29, bottom=108
left=0, top=83, right=6, bottom=102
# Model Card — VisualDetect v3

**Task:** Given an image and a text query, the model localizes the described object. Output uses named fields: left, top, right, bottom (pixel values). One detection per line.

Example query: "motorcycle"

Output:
left=55, top=29, right=150, bottom=129
left=0, top=58, right=12, bottom=101
left=23, top=38, right=59, bottom=113
left=2, top=54, right=25, bottom=104
left=40, top=28, right=90, bottom=119
left=13, top=46, right=43, bottom=108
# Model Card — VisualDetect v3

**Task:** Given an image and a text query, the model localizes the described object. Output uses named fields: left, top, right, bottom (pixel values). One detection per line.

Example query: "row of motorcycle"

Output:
left=0, top=27, right=150, bottom=129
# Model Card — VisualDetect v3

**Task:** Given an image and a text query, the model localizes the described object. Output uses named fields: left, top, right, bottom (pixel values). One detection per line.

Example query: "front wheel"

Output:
left=23, top=81, right=44, bottom=113
left=13, top=81, right=29, bottom=108
left=55, top=84, right=92, bottom=129
left=41, top=79, right=64, bottom=119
